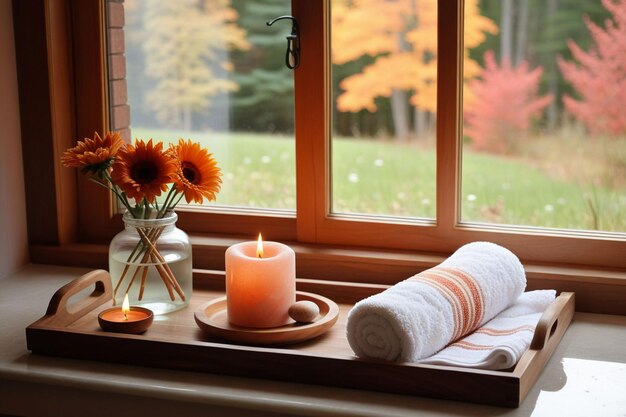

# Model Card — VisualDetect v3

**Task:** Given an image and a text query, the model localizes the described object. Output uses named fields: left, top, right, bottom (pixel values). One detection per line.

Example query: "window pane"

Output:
left=330, top=0, right=437, bottom=218
left=462, top=0, right=626, bottom=232
left=110, top=0, right=295, bottom=210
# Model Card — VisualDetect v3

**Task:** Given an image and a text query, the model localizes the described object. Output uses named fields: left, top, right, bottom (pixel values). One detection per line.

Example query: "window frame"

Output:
left=293, top=0, right=626, bottom=269
left=70, top=0, right=298, bottom=243
left=17, top=0, right=626, bottom=313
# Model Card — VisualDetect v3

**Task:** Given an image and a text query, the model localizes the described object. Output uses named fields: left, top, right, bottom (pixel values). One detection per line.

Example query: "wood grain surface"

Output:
left=26, top=271, right=575, bottom=408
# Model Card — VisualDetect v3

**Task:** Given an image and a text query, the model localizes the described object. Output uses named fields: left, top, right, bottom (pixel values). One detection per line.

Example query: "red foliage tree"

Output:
left=464, top=51, right=553, bottom=154
left=558, top=0, right=626, bottom=136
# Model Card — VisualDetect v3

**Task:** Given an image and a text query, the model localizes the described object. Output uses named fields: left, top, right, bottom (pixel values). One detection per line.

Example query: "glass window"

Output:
left=462, top=0, right=625, bottom=232
left=330, top=0, right=438, bottom=219
left=93, top=0, right=626, bottom=268
left=115, top=0, right=295, bottom=210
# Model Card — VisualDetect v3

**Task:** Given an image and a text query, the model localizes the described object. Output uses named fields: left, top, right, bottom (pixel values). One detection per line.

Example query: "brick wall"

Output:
left=107, top=0, right=131, bottom=142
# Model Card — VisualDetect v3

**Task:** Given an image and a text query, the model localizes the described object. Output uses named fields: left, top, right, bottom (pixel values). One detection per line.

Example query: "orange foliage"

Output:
left=332, top=0, right=497, bottom=113
left=464, top=51, right=553, bottom=154
left=558, top=0, right=626, bottom=136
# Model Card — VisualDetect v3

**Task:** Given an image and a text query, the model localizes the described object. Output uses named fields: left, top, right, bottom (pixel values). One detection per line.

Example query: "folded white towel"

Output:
left=419, top=290, right=556, bottom=370
left=346, top=242, right=526, bottom=362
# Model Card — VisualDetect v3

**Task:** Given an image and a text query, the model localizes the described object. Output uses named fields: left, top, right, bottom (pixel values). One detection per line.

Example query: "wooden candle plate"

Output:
left=194, top=291, right=339, bottom=345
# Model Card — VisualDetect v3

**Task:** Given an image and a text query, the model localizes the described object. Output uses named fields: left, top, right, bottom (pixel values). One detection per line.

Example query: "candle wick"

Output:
left=258, top=253, right=262, bottom=259
left=124, top=311, right=128, bottom=320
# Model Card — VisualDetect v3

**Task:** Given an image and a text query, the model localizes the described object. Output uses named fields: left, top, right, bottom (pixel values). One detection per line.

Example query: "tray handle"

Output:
left=530, top=292, right=575, bottom=350
left=44, top=270, right=113, bottom=327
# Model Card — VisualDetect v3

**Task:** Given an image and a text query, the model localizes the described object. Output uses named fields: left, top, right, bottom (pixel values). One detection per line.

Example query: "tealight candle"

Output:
left=226, top=234, right=296, bottom=328
left=98, top=294, right=154, bottom=334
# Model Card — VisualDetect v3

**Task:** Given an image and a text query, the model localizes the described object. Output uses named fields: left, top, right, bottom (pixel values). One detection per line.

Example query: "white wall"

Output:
left=0, top=0, right=29, bottom=278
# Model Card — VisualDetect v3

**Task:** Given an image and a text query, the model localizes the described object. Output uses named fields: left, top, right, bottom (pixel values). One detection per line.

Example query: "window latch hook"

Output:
left=266, top=15, right=300, bottom=70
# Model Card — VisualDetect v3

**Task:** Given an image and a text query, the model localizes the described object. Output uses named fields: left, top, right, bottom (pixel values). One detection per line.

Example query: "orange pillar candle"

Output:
left=226, top=234, right=296, bottom=328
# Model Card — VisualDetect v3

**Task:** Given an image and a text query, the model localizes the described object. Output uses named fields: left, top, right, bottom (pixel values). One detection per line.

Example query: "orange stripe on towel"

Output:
left=408, top=266, right=485, bottom=341
left=449, top=340, right=494, bottom=351
left=411, top=271, right=463, bottom=339
left=439, top=267, right=485, bottom=333
left=474, top=325, right=535, bottom=336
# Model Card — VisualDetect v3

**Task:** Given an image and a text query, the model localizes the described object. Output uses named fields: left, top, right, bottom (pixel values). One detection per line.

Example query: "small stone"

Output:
left=288, top=300, right=320, bottom=323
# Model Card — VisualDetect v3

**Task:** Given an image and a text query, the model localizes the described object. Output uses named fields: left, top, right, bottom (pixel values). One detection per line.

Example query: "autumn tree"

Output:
left=558, top=0, right=626, bottom=136
left=332, top=0, right=497, bottom=140
left=464, top=51, right=553, bottom=154
left=230, top=0, right=294, bottom=133
left=142, top=0, right=248, bottom=131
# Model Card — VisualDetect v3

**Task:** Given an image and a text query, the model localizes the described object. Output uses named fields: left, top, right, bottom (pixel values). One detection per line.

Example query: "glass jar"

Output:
left=108, top=211, right=192, bottom=315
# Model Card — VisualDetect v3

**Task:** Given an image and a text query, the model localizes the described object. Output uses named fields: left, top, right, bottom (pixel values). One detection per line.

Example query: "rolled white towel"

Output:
left=346, top=242, right=526, bottom=362
left=419, top=290, right=556, bottom=370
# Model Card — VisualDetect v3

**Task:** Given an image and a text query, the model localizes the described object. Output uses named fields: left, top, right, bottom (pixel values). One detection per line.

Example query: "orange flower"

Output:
left=61, top=131, right=124, bottom=175
left=170, top=139, right=222, bottom=204
left=111, top=139, right=176, bottom=203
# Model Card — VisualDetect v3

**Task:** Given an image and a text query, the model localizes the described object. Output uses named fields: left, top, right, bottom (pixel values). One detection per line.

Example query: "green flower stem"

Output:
left=96, top=171, right=136, bottom=216
left=170, top=193, right=185, bottom=209
left=143, top=198, right=150, bottom=218
left=157, top=185, right=177, bottom=219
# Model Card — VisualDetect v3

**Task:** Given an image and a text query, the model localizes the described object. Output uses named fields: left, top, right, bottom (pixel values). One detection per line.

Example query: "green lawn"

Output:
left=461, top=151, right=622, bottom=231
left=132, top=128, right=626, bottom=232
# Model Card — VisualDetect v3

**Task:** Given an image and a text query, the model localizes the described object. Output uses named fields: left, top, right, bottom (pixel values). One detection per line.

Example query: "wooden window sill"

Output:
left=2, top=265, right=626, bottom=416
left=29, top=234, right=626, bottom=316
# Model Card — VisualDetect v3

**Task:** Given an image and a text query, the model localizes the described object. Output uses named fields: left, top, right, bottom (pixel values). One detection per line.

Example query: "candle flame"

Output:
left=122, top=294, right=130, bottom=320
left=256, top=233, right=264, bottom=258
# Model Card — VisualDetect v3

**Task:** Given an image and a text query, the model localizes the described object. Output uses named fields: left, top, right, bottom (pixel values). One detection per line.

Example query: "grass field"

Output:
left=132, top=127, right=626, bottom=232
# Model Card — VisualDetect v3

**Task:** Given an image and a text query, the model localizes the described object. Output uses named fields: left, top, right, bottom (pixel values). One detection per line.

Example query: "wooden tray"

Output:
left=26, top=270, right=575, bottom=408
